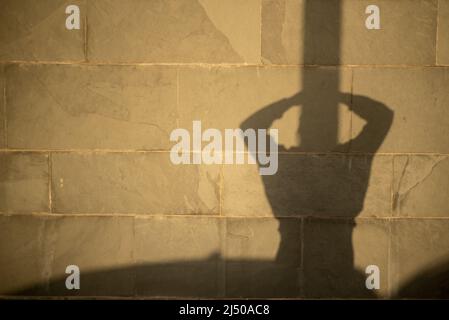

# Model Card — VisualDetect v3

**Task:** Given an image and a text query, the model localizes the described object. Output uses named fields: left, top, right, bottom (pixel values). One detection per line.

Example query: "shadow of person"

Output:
left=240, top=90, right=393, bottom=297
left=6, top=83, right=394, bottom=300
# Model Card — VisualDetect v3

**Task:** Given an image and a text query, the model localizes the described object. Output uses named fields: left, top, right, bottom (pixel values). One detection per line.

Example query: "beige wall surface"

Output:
left=1, top=0, right=449, bottom=298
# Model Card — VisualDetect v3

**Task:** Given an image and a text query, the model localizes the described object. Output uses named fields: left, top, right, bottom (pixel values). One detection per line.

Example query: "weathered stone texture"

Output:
left=0, top=215, right=49, bottom=295
left=0, top=152, right=49, bottom=213
left=0, top=0, right=85, bottom=62
left=46, top=216, right=135, bottom=296
left=6, top=64, right=178, bottom=150
left=0, top=65, right=5, bottom=148
left=0, top=0, right=448, bottom=300
left=393, top=155, right=449, bottom=217
left=51, top=152, right=220, bottom=214
left=352, top=67, right=449, bottom=153
left=391, top=219, right=449, bottom=298
left=134, top=216, right=223, bottom=297
left=437, top=0, right=449, bottom=65
left=262, top=0, right=437, bottom=65
left=88, top=0, right=261, bottom=63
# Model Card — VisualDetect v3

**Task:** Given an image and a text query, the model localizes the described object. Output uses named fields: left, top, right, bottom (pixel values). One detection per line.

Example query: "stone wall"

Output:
left=1, top=0, right=449, bottom=298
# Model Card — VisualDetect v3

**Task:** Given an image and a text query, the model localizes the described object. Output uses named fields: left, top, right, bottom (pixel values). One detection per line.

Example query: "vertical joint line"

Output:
left=221, top=215, right=227, bottom=297
left=391, top=156, right=395, bottom=216
left=436, top=0, right=440, bottom=66
left=48, top=153, right=52, bottom=213
left=131, top=216, right=137, bottom=297
left=299, top=217, right=304, bottom=297
left=84, top=0, right=88, bottom=62
left=259, top=0, right=262, bottom=65
left=3, top=78, right=6, bottom=148
left=387, top=218, right=392, bottom=298
left=219, top=163, right=224, bottom=216
left=176, top=68, right=180, bottom=127
left=348, top=68, right=354, bottom=151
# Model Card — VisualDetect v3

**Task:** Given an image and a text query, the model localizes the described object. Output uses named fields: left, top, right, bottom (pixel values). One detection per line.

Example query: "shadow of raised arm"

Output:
left=240, top=91, right=393, bottom=154
left=240, top=93, right=303, bottom=134
left=342, top=93, right=394, bottom=153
